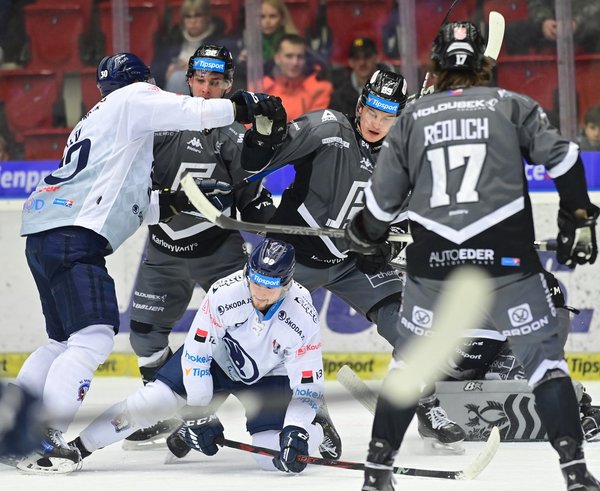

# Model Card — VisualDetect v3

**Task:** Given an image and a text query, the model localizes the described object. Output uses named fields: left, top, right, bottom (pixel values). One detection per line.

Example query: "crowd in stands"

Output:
left=1, top=0, right=600, bottom=161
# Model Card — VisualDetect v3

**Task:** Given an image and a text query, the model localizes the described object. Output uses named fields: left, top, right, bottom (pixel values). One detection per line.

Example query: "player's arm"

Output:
left=181, top=294, right=222, bottom=406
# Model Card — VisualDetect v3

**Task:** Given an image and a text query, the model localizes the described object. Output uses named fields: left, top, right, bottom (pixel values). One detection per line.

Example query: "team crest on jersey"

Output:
left=77, top=379, right=91, bottom=401
left=321, top=110, right=337, bottom=122
left=360, top=157, right=374, bottom=173
left=194, top=328, right=208, bottom=342
left=187, top=137, right=203, bottom=149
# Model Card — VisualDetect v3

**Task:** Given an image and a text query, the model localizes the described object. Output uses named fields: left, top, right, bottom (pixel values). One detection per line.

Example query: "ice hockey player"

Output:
left=448, top=269, right=600, bottom=442
left=345, top=21, right=600, bottom=491
left=124, top=44, right=278, bottom=449
left=63, top=238, right=339, bottom=474
left=240, top=69, right=466, bottom=453
left=15, top=51, right=279, bottom=474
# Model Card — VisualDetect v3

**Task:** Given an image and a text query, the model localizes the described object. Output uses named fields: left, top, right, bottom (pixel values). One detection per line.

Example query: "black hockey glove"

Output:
left=556, top=204, right=599, bottom=268
left=158, top=188, right=193, bottom=221
left=272, top=425, right=309, bottom=473
left=346, top=210, right=392, bottom=275
left=195, top=178, right=233, bottom=211
left=177, top=414, right=224, bottom=456
left=244, top=97, right=288, bottom=149
left=231, top=90, right=283, bottom=125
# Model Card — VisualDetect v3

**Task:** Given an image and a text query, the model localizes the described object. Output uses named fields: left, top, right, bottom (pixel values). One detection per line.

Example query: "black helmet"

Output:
left=96, top=52, right=153, bottom=97
left=186, top=44, right=235, bottom=81
left=431, top=21, right=486, bottom=72
left=357, top=70, right=408, bottom=117
left=246, top=238, right=295, bottom=288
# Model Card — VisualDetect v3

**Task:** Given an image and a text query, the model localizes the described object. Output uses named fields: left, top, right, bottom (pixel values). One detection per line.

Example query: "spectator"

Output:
left=330, top=37, right=395, bottom=116
left=152, top=0, right=235, bottom=92
left=579, top=105, right=600, bottom=151
left=263, top=34, right=333, bottom=121
left=523, top=0, right=600, bottom=53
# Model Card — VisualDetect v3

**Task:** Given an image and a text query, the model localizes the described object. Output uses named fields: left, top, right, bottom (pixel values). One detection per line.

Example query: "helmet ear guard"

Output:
left=430, top=21, right=486, bottom=72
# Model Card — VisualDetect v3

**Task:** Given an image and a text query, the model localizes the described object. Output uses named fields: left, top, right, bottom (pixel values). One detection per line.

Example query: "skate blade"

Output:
left=421, top=436, right=465, bottom=455
left=164, top=450, right=185, bottom=464
left=121, top=438, right=167, bottom=451
left=16, top=455, right=81, bottom=475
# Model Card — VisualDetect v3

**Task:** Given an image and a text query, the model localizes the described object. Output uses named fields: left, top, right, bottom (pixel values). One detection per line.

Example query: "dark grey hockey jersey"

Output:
left=261, top=109, right=381, bottom=267
left=149, top=124, right=264, bottom=258
left=366, top=86, right=582, bottom=278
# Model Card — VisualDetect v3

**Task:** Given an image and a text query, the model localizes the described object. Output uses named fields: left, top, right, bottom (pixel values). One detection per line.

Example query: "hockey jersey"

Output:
left=259, top=109, right=382, bottom=268
left=182, top=270, right=324, bottom=430
left=365, top=86, right=584, bottom=278
left=20, top=82, right=234, bottom=251
left=148, top=125, right=265, bottom=258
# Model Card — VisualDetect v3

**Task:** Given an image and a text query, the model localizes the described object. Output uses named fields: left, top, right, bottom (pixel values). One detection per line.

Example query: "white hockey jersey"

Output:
left=182, top=270, right=324, bottom=430
left=20, top=82, right=234, bottom=251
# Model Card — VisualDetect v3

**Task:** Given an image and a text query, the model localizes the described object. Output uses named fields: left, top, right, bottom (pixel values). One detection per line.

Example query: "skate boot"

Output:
left=313, top=402, right=342, bottom=460
left=579, top=392, right=600, bottom=442
left=122, top=417, right=181, bottom=450
left=416, top=397, right=466, bottom=454
left=553, top=436, right=600, bottom=491
left=165, top=425, right=192, bottom=463
left=362, top=438, right=397, bottom=491
left=17, top=428, right=82, bottom=474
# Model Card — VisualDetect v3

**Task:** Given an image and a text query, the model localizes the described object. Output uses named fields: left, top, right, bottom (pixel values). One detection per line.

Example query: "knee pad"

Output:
left=126, top=380, right=184, bottom=429
left=68, top=324, right=115, bottom=369
left=367, top=295, right=402, bottom=348
left=16, top=340, right=67, bottom=397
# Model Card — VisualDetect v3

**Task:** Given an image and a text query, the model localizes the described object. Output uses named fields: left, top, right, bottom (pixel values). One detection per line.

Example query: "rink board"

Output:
left=435, top=380, right=546, bottom=442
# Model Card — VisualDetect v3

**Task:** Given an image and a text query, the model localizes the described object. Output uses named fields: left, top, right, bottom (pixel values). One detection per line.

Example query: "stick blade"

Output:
left=461, top=426, right=500, bottom=480
left=381, top=265, right=493, bottom=407
left=484, top=11, right=506, bottom=61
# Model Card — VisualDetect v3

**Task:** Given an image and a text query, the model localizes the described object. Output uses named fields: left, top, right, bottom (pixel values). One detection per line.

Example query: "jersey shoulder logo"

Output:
left=321, top=110, right=337, bottom=122
left=187, top=137, right=203, bottom=149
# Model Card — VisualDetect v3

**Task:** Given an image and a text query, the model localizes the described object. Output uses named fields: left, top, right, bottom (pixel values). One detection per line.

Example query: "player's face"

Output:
left=274, top=41, right=306, bottom=79
left=357, top=105, right=397, bottom=143
left=261, top=2, right=283, bottom=36
left=188, top=72, right=231, bottom=99
left=248, top=280, right=284, bottom=310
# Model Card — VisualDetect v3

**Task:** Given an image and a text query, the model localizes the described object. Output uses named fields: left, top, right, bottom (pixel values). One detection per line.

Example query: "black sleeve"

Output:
left=553, top=156, right=593, bottom=211
left=241, top=132, right=276, bottom=171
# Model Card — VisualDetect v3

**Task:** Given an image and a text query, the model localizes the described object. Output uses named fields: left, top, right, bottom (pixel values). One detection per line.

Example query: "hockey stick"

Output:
left=180, top=173, right=411, bottom=242
left=216, top=431, right=498, bottom=480
left=335, top=366, right=501, bottom=480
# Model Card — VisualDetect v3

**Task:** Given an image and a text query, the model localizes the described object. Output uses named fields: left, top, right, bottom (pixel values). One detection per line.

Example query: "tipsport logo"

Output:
left=365, top=93, right=399, bottom=114
left=193, top=57, right=225, bottom=73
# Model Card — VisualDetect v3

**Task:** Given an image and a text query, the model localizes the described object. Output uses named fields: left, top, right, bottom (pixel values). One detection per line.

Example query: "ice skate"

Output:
left=122, top=418, right=181, bottom=450
left=580, top=392, right=600, bottom=442
left=16, top=429, right=82, bottom=475
left=416, top=398, right=466, bottom=454
left=362, top=438, right=397, bottom=491
left=313, top=402, right=342, bottom=460
left=553, top=435, right=600, bottom=491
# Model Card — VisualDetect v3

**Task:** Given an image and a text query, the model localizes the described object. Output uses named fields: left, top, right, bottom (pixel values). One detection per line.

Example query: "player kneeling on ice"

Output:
left=67, top=238, right=339, bottom=474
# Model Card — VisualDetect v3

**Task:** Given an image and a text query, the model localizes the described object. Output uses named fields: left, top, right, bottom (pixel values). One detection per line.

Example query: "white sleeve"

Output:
left=141, top=189, right=160, bottom=225
left=282, top=325, right=324, bottom=430
left=127, top=84, right=235, bottom=139
left=181, top=294, right=223, bottom=406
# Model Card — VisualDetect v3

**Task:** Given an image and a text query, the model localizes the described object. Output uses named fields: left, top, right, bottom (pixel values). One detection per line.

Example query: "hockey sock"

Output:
left=533, top=374, right=584, bottom=445
left=16, top=339, right=67, bottom=398
left=43, top=324, right=114, bottom=432
left=371, top=394, right=417, bottom=450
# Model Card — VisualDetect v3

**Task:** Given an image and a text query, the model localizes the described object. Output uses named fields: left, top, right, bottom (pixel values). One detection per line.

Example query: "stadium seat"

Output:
left=284, top=0, right=319, bottom=38
left=80, top=67, right=101, bottom=114
left=23, top=3, right=86, bottom=71
left=98, top=1, right=161, bottom=65
left=23, top=127, right=72, bottom=160
left=2, top=69, right=63, bottom=143
left=495, top=54, right=558, bottom=112
left=325, top=0, right=393, bottom=65
left=574, top=54, right=600, bottom=126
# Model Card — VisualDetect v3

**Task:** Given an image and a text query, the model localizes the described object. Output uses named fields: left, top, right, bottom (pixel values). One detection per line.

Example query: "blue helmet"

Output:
left=247, top=238, right=295, bottom=288
left=96, top=52, right=154, bottom=97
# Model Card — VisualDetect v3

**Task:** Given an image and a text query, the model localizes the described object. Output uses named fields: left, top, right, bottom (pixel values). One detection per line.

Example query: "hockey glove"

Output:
left=272, top=425, right=309, bottom=473
left=245, top=97, right=287, bottom=149
left=177, top=414, right=224, bottom=456
left=346, top=210, right=392, bottom=275
left=231, top=91, right=282, bottom=125
left=195, top=178, right=234, bottom=211
left=158, top=188, right=193, bottom=221
left=556, top=204, right=599, bottom=268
